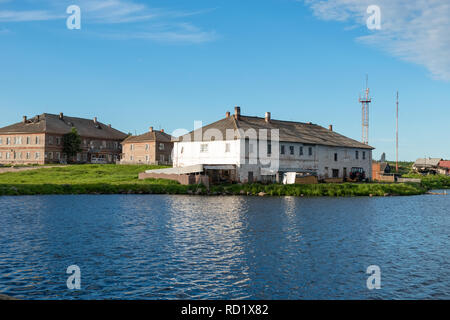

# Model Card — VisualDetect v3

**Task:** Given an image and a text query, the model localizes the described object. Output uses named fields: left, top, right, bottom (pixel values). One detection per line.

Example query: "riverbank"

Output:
left=0, top=164, right=430, bottom=197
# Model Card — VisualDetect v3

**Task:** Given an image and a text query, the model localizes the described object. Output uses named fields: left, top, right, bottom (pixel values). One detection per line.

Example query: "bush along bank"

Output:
left=0, top=181, right=427, bottom=197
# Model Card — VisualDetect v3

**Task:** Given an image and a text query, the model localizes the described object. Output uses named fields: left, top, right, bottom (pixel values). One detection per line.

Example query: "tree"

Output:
left=63, top=127, right=82, bottom=162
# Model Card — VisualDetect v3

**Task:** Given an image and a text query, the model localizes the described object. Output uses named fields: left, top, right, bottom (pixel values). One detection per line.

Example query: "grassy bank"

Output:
left=0, top=164, right=428, bottom=197
left=402, top=173, right=450, bottom=190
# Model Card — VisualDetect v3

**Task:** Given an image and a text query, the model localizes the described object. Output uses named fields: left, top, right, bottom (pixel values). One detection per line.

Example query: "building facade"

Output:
left=172, top=107, right=374, bottom=183
left=0, top=113, right=127, bottom=165
left=121, top=127, right=173, bottom=165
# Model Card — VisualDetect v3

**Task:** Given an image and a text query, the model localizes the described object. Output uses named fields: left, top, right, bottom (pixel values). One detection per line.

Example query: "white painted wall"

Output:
left=173, top=139, right=373, bottom=182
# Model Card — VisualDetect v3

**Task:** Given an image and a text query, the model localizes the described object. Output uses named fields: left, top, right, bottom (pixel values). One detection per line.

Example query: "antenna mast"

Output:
left=396, top=91, right=399, bottom=172
left=359, top=75, right=372, bottom=145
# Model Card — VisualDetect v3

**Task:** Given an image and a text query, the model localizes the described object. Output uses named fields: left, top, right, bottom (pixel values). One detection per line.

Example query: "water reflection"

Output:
left=0, top=194, right=449, bottom=299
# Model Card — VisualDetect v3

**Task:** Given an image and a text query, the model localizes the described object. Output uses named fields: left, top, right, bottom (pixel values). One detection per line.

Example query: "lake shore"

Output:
left=0, top=164, right=447, bottom=197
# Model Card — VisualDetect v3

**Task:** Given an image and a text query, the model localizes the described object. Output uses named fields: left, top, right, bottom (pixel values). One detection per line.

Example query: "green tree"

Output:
left=63, top=127, right=82, bottom=162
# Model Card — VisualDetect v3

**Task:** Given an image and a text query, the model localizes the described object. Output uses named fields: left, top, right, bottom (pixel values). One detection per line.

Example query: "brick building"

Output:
left=0, top=113, right=127, bottom=165
left=121, top=127, right=173, bottom=165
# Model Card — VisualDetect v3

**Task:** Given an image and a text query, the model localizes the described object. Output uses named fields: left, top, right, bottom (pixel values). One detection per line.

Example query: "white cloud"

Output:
left=302, top=0, right=450, bottom=81
left=0, top=0, right=215, bottom=43
left=0, top=9, right=62, bottom=21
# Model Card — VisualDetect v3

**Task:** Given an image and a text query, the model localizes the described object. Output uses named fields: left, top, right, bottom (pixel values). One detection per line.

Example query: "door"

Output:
left=248, top=171, right=254, bottom=183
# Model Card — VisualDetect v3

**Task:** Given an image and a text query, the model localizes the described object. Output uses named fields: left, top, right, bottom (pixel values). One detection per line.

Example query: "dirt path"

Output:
left=0, top=166, right=66, bottom=174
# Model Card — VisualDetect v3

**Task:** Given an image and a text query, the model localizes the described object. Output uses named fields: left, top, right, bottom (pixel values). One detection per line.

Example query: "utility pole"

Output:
left=396, top=91, right=399, bottom=173
left=359, top=75, right=372, bottom=145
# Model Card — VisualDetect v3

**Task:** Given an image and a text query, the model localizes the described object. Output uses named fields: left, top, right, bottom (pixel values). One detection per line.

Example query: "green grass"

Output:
left=210, top=182, right=426, bottom=197
left=0, top=164, right=429, bottom=197
left=0, top=164, right=203, bottom=196
left=402, top=173, right=450, bottom=190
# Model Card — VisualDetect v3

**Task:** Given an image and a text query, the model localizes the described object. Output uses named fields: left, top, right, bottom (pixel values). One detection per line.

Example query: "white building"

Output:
left=172, top=107, right=374, bottom=183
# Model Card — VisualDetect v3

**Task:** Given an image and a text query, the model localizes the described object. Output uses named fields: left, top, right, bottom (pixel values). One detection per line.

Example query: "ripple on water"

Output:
left=0, top=194, right=449, bottom=299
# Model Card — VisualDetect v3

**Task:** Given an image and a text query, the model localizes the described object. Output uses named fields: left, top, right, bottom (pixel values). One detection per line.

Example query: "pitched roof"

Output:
left=438, top=160, right=450, bottom=169
left=0, top=113, right=127, bottom=140
left=414, top=158, right=442, bottom=167
left=177, top=114, right=374, bottom=149
left=122, top=130, right=173, bottom=144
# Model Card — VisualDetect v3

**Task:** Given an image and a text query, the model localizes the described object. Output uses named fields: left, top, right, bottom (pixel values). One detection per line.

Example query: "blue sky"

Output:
left=1, top=0, right=449, bottom=161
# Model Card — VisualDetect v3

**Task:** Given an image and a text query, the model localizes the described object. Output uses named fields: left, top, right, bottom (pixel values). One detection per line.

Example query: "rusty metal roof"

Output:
left=0, top=113, right=127, bottom=140
left=177, top=114, right=374, bottom=149
left=122, top=130, right=173, bottom=144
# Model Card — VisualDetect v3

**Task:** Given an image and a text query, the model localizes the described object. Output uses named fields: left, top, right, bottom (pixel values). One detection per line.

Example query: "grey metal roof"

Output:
left=413, top=158, right=442, bottom=167
left=177, top=114, right=374, bottom=149
left=0, top=113, right=127, bottom=140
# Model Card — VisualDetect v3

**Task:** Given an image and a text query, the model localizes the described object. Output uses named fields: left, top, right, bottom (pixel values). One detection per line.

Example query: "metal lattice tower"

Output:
left=359, top=76, right=372, bottom=145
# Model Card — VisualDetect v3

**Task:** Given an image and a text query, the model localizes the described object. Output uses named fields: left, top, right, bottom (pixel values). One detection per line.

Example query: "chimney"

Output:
left=108, top=124, right=111, bottom=128
left=161, top=129, right=164, bottom=133
left=329, top=124, right=333, bottom=131
left=226, top=111, right=230, bottom=118
left=22, top=116, right=27, bottom=123
left=149, top=126, right=153, bottom=132
left=36, top=115, right=40, bottom=122
left=59, top=112, right=64, bottom=120
left=234, top=106, right=241, bottom=120
left=265, top=112, right=271, bottom=123
left=93, top=117, right=97, bottom=124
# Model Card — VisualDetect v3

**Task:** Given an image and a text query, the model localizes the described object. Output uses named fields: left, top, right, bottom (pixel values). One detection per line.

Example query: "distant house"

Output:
left=372, top=161, right=391, bottom=181
left=120, top=127, right=173, bottom=165
left=412, top=158, right=442, bottom=174
left=438, top=160, right=450, bottom=175
left=0, top=113, right=127, bottom=165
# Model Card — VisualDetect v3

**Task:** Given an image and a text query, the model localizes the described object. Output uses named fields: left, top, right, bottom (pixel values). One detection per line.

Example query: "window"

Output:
left=308, top=147, right=313, bottom=156
left=56, top=152, right=60, bottom=160
left=130, top=155, right=133, bottom=161
left=181, top=147, right=184, bottom=154
left=363, top=151, right=366, bottom=160
left=334, top=153, right=338, bottom=161
left=280, top=145, right=285, bottom=155
left=0, top=137, right=2, bottom=144
left=355, top=151, right=359, bottom=159
left=267, top=143, right=272, bottom=155
left=299, top=147, right=303, bottom=156
left=49, top=136, right=53, bottom=144
left=18, top=152, right=22, bottom=159
left=145, top=155, right=149, bottom=162
left=27, top=136, right=31, bottom=144
left=225, top=143, right=230, bottom=153
left=6, top=137, right=11, bottom=145
left=48, top=152, right=53, bottom=159
left=0, top=152, right=2, bottom=159
left=200, top=144, right=208, bottom=153
left=289, top=146, right=294, bottom=155
left=26, top=152, right=30, bottom=159
left=35, top=136, right=40, bottom=145
left=332, top=169, right=339, bottom=178
left=159, top=143, right=165, bottom=151
left=6, top=152, right=10, bottom=159
left=130, top=144, right=134, bottom=151
left=56, top=137, right=61, bottom=145
left=145, top=144, right=149, bottom=151
left=102, top=141, right=107, bottom=148
left=114, top=142, right=118, bottom=149
left=160, top=154, right=165, bottom=162
left=35, top=152, right=40, bottom=159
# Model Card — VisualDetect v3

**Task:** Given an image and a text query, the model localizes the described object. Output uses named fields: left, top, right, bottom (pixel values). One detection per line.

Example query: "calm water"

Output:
left=0, top=194, right=449, bottom=300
